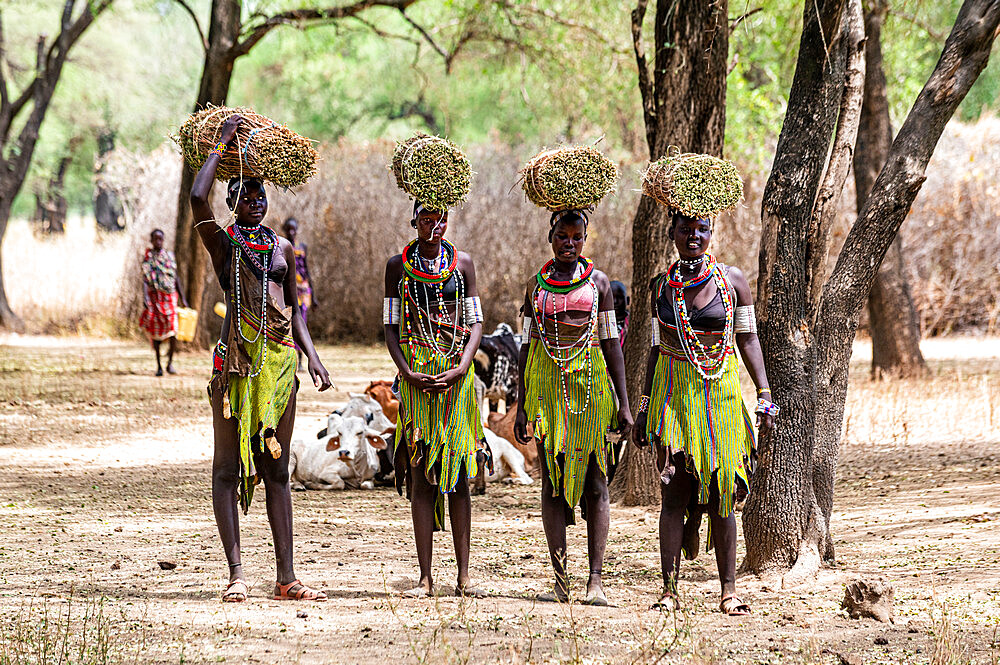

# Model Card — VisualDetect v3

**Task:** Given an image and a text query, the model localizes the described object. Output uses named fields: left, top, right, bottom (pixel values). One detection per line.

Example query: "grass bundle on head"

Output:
left=176, top=105, right=319, bottom=188
left=520, top=145, right=618, bottom=212
left=642, top=150, right=743, bottom=218
left=390, top=133, right=471, bottom=211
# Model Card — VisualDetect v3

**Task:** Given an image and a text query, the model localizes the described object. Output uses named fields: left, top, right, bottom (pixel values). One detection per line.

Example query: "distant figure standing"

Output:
left=139, top=229, right=188, bottom=376
left=281, top=217, right=316, bottom=369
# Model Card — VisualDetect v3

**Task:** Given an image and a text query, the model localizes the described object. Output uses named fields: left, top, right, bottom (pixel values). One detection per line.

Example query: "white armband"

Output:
left=651, top=317, right=660, bottom=346
left=598, top=310, right=619, bottom=340
left=383, top=297, right=401, bottom=325
left=522, top=316, right=534, bottom=336
left=464, top=296, right=483, bottom=324
left=734, top=305, right=757, bottom=334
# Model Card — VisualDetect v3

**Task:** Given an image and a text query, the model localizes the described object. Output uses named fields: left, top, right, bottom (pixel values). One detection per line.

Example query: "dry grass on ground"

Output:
left=0, top=335, right=998, bottom=664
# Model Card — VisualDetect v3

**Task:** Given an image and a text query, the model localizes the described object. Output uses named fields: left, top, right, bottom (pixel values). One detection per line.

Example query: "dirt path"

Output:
left=0, top=335, right=998, bottom=664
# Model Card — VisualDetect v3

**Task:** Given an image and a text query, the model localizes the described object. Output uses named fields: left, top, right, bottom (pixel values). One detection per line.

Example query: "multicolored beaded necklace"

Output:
left=658, top=254, right=735, bottom=381
left=228, top=223, right=277, bottom=379
left=531, top=259, right=599, bottom=416
left=400, top=238, right=466, bottom=365
left=536, top=257, right=594, bottom=294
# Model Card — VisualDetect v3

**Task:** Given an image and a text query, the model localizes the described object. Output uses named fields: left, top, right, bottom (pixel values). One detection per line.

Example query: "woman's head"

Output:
left=549, top=209, right=588, bottom=264
left=150, top=228, right=165, bottom=250
left=282, top=217, right=298, bottom=242
left=411, top=202, right=448, bottom=243
left=669, top=212, right=712, bottom=260
left=226, top=177, right=267, bottom=226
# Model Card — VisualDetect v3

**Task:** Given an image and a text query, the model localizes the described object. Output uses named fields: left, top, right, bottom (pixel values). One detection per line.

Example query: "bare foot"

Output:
left=583, top=576, right=607, bottom=606
left=402, top=578, right=433, bottom=598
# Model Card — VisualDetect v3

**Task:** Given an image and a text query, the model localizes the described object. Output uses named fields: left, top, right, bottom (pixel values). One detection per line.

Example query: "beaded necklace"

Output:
left=531, top=261, right=599, bottom=416
left=400, top=238, right=467, bottom=365
left=228, top=224, right=277, bottom=379
left=536, top=257, right=594, bottom=294
left=657, top=254, right=735, bottom=381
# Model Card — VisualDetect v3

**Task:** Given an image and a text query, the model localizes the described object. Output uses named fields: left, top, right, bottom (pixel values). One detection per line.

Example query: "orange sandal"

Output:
left=273, top=579, right=327, bottom=601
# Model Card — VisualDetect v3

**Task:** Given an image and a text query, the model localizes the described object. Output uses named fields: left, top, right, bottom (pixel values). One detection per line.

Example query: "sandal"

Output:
left=651, top=591, right=680, bottom=611
left=454, top=585, right=487, bottom=598
left=720, top=594, right=751, bottom=616
left=273, top=579, right=327, bottom=601
left=222, top=579, right=248, bottom=603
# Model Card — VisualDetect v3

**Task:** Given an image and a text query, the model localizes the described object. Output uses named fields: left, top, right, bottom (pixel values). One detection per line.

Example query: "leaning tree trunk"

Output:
left=614, top=0, right=729, bottom=506
left=857, top=0, right=927, bottom=380
left=744, top=0, right=1000, bottom=582
left=174, top=0, right=240, bottom=348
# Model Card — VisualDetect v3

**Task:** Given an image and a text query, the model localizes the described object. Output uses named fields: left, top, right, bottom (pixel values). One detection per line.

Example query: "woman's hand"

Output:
left=513, top=408, right=531, bottom=444
left=402, top=370, right=443, bottom=393
left=633, top=411, right=649, bottom=447
left=220, top=115, right=243, bottom=145
left=756, top=411, right=775, bottom=438
left=615, top=407, right=634, bottom=442
left=307, top=355, right=333, bottom=392
left=430, top=367, right=465, bottom=392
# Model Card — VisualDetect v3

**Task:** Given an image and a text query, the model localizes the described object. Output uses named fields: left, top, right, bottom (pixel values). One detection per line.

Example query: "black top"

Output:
left=656, top=275, right=727, bottom=333
left=407, top=272, right=458, bottom=309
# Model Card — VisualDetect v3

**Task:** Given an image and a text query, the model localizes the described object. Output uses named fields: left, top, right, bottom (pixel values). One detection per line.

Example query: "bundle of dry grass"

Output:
left=390, top=133, right=471, bottom=211
left=176, top=105, right=318, bottom=188
left=519, top=145, right=618, bottom=212
left=641, top=150, right=743, bottom=218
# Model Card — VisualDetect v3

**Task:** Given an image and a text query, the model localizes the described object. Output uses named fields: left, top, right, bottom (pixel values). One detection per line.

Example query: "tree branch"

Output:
left=805, top=0, right=865, bottom=324
left=631, top=0, right=655, bottom=157
left=398, top=9, right=451, bottom=68
left=888, top=9, right=945, bottom=41
left=730, top=6, right=763, bottom=33
left=349, top=14, right=419, bottom=45
left=171, top=0, right=208, bottom=53
left=0, top=11, right=9, bottom=114
left=233, top=0, right=420, bottom=58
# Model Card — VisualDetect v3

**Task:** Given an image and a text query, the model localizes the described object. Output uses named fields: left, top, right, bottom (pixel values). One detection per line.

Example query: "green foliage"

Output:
left=10, top=0, right=1000, bottom=219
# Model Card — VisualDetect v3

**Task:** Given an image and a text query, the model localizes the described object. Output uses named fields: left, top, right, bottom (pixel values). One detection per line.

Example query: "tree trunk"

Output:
left=743, top=0, right=861, bottom=580
left=745, top=0, right=1000, bottom=582
left=174, top=0, right=240, bottom=348
left=614, top=0, right=728, bottom=506
left=857, top=0, right=927, bottom=379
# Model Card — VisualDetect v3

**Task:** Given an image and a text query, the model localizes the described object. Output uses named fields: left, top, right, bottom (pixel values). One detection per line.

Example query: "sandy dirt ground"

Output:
left=0, top=335, right=998, bottom=664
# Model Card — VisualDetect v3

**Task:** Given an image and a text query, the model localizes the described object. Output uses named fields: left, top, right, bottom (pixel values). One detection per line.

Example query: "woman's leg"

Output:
left=537, top=441, right=569, bottom=600
left=153, top=340, right=163, bottom=375
left=408, top=456, right=438, bottom=595
left=210, top=384, right=243, bottom=584
left=448, top=466, right=473, bottom=590
left=582, top=453, right=610, bottom=603
left=166, top=337, right=177, bottom=373
left=256, top=386, right=297, bottom=585
left=707, top=477, right=737, bottom=599
left=658, top=448, right=694, bottom=597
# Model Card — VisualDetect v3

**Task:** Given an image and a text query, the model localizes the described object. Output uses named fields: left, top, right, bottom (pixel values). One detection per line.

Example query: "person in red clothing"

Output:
left=139, top=229, right=188, bottom=376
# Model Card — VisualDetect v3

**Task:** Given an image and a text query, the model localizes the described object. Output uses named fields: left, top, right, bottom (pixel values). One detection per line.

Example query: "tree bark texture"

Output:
left=744, top=0, right=863, bottom=580
left=857, top=0, right=927, bottom=379
left=0, top=0, right=111, bottom=331
left=612, top=0, right=729, bottom=507
left=745, top=0, right=1000, bottom=580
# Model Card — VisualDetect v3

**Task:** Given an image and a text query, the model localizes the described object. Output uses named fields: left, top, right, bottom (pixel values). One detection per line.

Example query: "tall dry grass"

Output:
left=5, top=117, right=999, bottom=341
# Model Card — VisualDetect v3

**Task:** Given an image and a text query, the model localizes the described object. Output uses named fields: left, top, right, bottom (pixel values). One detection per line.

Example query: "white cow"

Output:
left=288, top=396, right=395, bottom=491
left=483, top=428, right=533, bottom=485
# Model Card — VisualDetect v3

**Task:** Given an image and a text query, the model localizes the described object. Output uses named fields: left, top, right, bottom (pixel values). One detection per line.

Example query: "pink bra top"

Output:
left=534, top=281, right=597, bottom=317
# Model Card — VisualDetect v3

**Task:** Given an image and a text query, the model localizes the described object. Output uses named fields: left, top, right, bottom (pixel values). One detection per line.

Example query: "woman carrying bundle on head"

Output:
left=190, top=114, right=332, bottom=604
left=384, top=135, right=488, bottom=598
left=633, top=153, right=776, bottom=616
left=513, top=146, right=633, bottom=606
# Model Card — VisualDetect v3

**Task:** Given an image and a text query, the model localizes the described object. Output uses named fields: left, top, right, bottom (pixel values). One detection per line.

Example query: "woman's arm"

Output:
left=282, top=239, right=331, bottom=391
left=729, top=266, right=775, bottom=437
left=595, top=272, right=633, bottom=435
left=431, top=252, right=483, bottom=392
left=190, top=116, right=241, bottom=274
left=383, top=256, right=439, bottom=393
left=633, top=277, right=662, bottom=446
left=513, top=282, right=534, bottom=444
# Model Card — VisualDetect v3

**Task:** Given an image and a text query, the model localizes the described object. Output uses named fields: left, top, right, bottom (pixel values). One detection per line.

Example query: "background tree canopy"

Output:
left=8, top=0, right=1000, bottom=217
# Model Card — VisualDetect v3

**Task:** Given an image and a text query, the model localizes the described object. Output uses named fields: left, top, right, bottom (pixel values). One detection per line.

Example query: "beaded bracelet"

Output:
left=208, top=141, right=229, bottom=158
left=755, top=398, right=780, bottom=417
left=757, top=387, right=771, bottom=396
left=638, top=395, right=650, bottom=414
